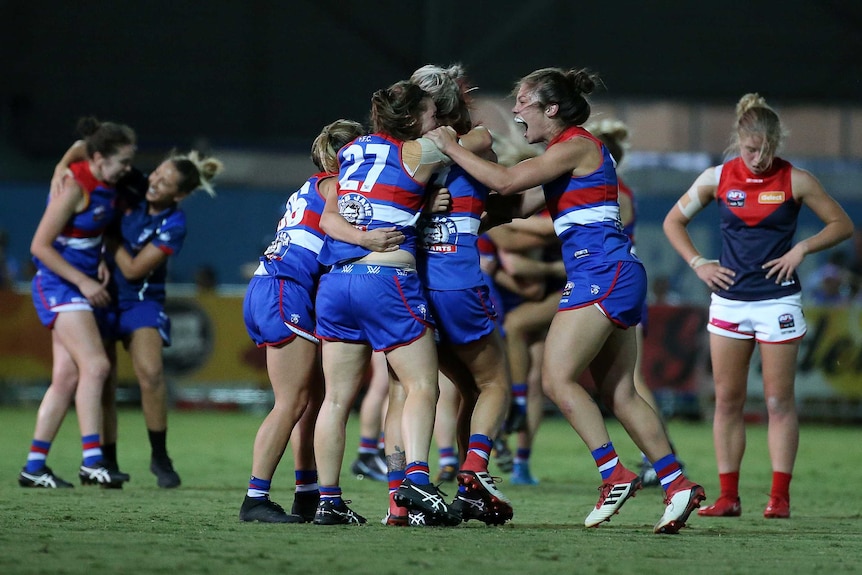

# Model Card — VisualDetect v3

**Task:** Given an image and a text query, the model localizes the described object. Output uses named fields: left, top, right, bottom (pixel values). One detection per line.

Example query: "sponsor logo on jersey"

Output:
left=590, top=284, right=600, bottom=295
left=574, top=249, right=590, bottom=259
left=428, top=244, right=457, bottom=253
left=758, top=191, right=786, bottom=204
left=726, top=190, right=746, bottom=207
left=778, top=313, right=795, bottom=329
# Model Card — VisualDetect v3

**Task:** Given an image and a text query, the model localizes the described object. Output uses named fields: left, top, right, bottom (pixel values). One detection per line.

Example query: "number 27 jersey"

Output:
left=318, top=133, right=426, bottom=266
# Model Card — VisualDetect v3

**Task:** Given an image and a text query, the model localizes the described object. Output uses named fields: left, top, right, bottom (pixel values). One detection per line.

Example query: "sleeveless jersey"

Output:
left=113, top=201, right=187, bottom=303
left=715, top=156, right=800, bottom=301
left=417, top=164, right=488, bottom=289
left=33, top=161, right=117, bottom=278
left=618, top=177, right=637, bottom=244
left=255, top=173, right=329, bottom=293
left=318, top=134, right=426, bottom=266
left=542, top=126, right=637, bottom=272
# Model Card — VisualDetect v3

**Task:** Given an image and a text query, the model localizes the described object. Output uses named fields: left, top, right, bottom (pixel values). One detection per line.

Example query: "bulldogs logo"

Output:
left=338, top=193, right=373, bottom=228
left=263, top=230, right=291, bottom=260
left=420, top=216, right=458, bottom=252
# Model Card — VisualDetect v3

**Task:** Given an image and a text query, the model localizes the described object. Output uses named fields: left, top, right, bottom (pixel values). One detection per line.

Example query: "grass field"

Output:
left=1, top=405, right=860, bottom=575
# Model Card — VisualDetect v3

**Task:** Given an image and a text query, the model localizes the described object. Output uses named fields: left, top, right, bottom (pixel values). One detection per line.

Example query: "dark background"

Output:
left=2, top=1, right=860, bottom=286
left=3, top=1, right=860, bottom=162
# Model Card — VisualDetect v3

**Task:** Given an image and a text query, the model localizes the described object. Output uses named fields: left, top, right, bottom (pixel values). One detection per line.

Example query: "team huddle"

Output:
left=20, top=63, right=853, bottom=535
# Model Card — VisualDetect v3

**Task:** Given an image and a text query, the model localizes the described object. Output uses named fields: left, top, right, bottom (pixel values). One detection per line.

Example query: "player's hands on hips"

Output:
left=693, top=260, right=736, bottom=291
left=763, top=245, right=805, bottom=285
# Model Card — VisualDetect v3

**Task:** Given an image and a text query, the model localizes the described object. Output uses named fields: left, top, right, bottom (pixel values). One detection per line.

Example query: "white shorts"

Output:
left=707, top=293, right=806, bottom=343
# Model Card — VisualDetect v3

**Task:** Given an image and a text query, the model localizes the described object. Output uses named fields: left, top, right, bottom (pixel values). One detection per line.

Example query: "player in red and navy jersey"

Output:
left=664, top=93, right=853, bottom=520
left=20, top=117, right=136, bottom=489
left=429, top=67, right=705, bottom=534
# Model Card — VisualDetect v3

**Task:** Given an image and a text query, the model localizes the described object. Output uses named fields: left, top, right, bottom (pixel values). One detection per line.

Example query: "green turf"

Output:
left=1, top=406, right=860, bottom=575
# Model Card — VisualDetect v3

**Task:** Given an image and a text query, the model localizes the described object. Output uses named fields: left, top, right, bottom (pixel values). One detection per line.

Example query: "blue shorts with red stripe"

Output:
left=315, top=264, right=433, bottom=351
left=558, top=260, right=647, bottom=328
left=243, top=275, right=318, bottom=346
left=31, top=270, right=93, bottom=328
left=427, top=285, right=498, bottom=346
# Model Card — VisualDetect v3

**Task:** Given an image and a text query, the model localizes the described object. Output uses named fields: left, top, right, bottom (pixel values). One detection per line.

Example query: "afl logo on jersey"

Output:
left=726, top=190, right=746, bottom=207
left=758, top=191, right=786, bottom=204
left=339, top=193, right=373, bottom=228
left=778, top=313, right=795, bottom=330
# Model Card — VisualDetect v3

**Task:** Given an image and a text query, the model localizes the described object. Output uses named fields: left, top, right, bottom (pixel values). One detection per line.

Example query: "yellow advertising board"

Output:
left=2, top=290, right=860, bottom=400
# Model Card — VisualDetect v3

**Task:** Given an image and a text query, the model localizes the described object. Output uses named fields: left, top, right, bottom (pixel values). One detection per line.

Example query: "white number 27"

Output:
left=339, top=143, right=389, bottom=193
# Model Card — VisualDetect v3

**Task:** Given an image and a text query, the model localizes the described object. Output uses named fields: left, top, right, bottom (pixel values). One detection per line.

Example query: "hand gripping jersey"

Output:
left=254, top=173, right=329, bottom=292
left=715, top=156, right=801, bottom=301
left=34, top=161, right=117, bottom=278
left=318, top=134, right=426, bottom=266
left=113, top=200, right=187, bottom=303
left=542, top=126, right=638, bottom=273
left=417, top=164, right=488, bottom=289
